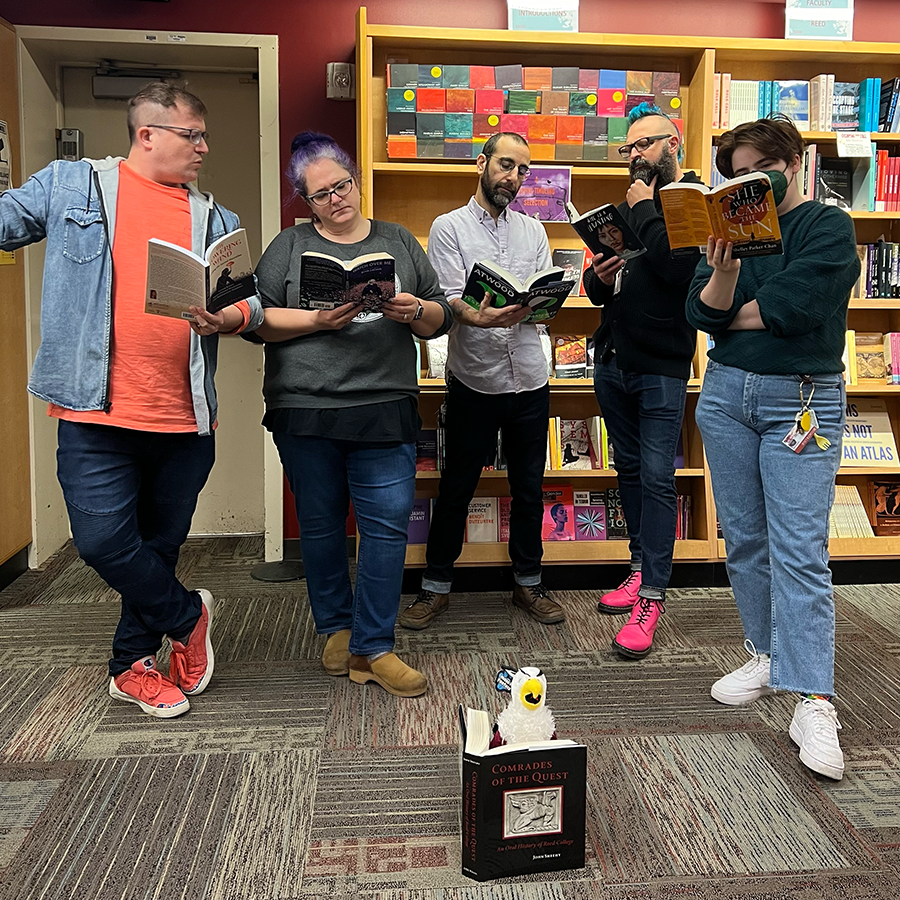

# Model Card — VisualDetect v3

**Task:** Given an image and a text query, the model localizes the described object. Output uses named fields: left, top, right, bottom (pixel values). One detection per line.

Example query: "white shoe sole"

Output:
left=710, top=683, right=776, bottom=706
left=789, top=720, right=845, bottom=780
left=182, top=589, right=215, bottom=696
left=108, top=677, right=190, bottom=719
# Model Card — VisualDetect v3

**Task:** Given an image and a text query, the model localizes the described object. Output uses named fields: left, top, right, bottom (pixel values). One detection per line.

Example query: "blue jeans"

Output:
left=274, top=434, right=416, bottom=657
left=696, top=361, right=843, bottom=695
left=56, top=420, right=214, bottom=676
left=593, top=357, right=687, bottom=598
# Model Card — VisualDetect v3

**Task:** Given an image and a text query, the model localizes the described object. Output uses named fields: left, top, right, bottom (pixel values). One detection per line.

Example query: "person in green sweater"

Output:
left=686, top=116, right=860, bottom=781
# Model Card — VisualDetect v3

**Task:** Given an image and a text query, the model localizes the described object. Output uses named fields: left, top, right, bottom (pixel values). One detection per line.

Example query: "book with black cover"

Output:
left=565, top=201, right=647, bottom=262
left=459, top=706, right=586, bottom=882
left=298, top=251, right=395, bottom=311
left=816, top=157, right=854, bottom=210
left=461, top=260, right=575, bottom=323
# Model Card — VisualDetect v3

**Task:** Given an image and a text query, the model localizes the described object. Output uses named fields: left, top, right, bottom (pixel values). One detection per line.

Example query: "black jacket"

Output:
left=583, top=171, right=703, bottom=380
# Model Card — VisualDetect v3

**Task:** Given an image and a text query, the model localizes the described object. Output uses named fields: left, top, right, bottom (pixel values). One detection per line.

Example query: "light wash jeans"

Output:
left=274, top=434, right=416, bottom=658
left=696, top=361, right=844, bottom=695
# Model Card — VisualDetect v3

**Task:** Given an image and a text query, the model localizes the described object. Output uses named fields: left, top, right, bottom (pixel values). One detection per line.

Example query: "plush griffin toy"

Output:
left=489, top=666, right=558, bottom=748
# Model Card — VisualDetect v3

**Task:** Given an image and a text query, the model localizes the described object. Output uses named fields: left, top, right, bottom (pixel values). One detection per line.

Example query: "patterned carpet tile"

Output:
left=0, top=544, right=78, bottom=612
left=0, top=750, right=316, bottom=900
left=321, top=885, right=602, bottom=900
left=835, top=584, right=900, bottom=642
left=0, top=605, right=119, bottom=667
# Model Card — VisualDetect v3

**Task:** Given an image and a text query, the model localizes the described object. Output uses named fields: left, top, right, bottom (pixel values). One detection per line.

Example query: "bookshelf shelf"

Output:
left=712, top=130, right=900, bottom=142
left=357, top=9, right=900, bottom=567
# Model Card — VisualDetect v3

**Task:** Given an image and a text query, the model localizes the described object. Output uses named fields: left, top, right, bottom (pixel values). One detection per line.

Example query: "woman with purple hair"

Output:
left=250, top=131, right=452, bottom=697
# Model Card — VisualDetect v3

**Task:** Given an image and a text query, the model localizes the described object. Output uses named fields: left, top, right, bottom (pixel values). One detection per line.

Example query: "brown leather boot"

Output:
left=397, top=589, right=450, bottom=630
left=348, top=652, right=428, bottom=697
left=321, top=629, right=351, bottom=676
left=512, top=583, right=565, bottom=624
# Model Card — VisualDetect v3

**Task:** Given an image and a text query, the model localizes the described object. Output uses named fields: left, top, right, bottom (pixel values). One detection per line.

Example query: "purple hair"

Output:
left=286, top=131, right=361, bottom=198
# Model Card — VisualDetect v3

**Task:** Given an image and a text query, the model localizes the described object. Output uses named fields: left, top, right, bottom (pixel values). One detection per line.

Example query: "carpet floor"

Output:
left=1, top=536, right=899, bottom=899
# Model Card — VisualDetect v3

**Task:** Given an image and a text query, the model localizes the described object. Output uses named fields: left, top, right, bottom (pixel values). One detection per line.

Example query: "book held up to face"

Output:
left=658, top=172, right=783, bottom=259
left=145, top=228, right=255, bottom=320
left=565, top=200, right=646, bottom=262
left=298, top=251, right=396, bottom=311
left=461, top=259, right=575, bottom=323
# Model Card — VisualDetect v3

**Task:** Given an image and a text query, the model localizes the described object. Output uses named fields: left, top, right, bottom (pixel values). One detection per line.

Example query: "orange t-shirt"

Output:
left=51, top=161, right=198, bottom=431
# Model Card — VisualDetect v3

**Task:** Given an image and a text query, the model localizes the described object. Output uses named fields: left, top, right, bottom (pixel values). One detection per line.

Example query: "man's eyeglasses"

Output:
left=492, top=156, right=531, bottom=179
left=616, top=134, right=674, bottom=159
left=305, top=177, right=355, bottom=207
left=146, top=124, right=209, bottom=145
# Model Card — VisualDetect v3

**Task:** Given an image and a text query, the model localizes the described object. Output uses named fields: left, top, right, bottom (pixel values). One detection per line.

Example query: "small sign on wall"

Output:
left=785, top=0, right=854, bottom=40
left=507, top=0, right=579, bottom=32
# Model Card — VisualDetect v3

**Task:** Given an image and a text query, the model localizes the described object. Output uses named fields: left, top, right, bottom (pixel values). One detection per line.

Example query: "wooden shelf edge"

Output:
left=373, top=162, right=630, bottom=177
left=713, top=130, right=900, bottom=142
left=414, top=467, right=706, bottom=479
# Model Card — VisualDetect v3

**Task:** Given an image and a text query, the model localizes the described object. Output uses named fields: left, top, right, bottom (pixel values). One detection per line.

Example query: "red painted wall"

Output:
left=2, top=0, right=898, bottom=226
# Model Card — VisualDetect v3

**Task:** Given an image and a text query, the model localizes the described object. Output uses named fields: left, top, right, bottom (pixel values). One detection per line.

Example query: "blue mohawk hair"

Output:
left=626, top=102, right=684, bottom=163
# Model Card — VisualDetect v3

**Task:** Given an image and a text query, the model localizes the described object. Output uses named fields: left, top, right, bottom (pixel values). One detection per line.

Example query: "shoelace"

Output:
left=527, top=584, right=551, bottom=601
left=738, top=638, right=770, bottom=675
left=621, top=571, right=640, bottom=591
left=137, top=666, right=164, bottom=700
left=633, top=597, right=664, bottom=624
left=169, top=647, right=190, bottom=684
left=802, top=698, right=842, bottom=737
left=411, top=590, right=440, bottom=610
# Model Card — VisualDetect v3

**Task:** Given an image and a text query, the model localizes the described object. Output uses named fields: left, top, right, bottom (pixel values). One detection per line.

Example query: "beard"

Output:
left=481, top=169, right=518, bottom=209
left=630, top=145, right=679, bottom=189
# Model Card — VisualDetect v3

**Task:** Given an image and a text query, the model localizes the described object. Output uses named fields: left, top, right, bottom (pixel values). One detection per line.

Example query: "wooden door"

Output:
left=0, top=16, right=32, bottom=566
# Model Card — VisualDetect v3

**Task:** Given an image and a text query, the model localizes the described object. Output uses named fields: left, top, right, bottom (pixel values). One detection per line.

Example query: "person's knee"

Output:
left=75, top=527, right=141, bottom=571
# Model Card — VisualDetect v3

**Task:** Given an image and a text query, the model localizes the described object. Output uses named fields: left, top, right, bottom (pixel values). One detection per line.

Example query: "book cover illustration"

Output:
left=407, top=498, right=431, bottom=544
left=461, top=260, right=575, bottom=323
left=605, top=488, right=628, bottom=539
left=566, top=201, right=647, bottom=262
left=551, top=248, right=587, bottom=296
left=871, top=480, right=900, bottom=535
left=542, top=485, right=575, bottom=541
left=573, top=490, right=607, bottom=540
left=298, top=251, right=396, bottom=311
left=553, top=335, right=587, bottom=379
left=559, top=419, right=592, bottom=469
left=508, top=166, right=572, bottom=222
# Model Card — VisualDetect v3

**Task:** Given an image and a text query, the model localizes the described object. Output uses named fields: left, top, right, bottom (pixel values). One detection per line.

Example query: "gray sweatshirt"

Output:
left=254, top=220, right=452, bottom=409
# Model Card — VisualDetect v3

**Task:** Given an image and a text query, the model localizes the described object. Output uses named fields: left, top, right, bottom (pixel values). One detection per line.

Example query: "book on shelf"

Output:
left=832, top=82, right=860, bottom=131
left=870, top=480, right=900, bottom=535
left=659, top=173, right=782, bottom=259
left=573, top=491, right=607, bottom=540
left=541, top=485, right=576, bottom=541
left=565, top=201, right=646, bottom=262
left=551, top=248, right=587, bottom=297
left=843, top=398, right=899, bottom=467
left=418, top=65, right=444, bottom=89
left=558, top=418, right=593, bottom=469
left=843, top=329, right=858, bottom=385
left=541, top=91, right=571, bottom=116
left=466, top=498, right=499, bottom=542
left=854, top=332, right=887, bottom=381
left=775, top=80, right=810, bottom=130
left=407, top=498, right=432, bottom=544
left=553, top=334, right=587, bottom=379
left=416, top=429, right=438, bottom=471
left=461, top=260, right=575, bottom=323
left=298, top=251, right=395, bottom=311
left=829, top=485, right=874, bottom=539
left=458, top=705, right=586, bottom=882
left=885, top=333, right=900, bottom=385
left=496, top=64, right=524, bottom=90
left=552, top=67, right=581, bottom=92
left=145, top=228, right=255, bottom=320
left=605, top=488, right=628, bottom=539
left=508, top=166, right=571, bottom=222
left=425, top=334, right=448, bottom=379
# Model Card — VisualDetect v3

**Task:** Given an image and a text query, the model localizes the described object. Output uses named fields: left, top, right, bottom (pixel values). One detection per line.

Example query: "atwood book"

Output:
left=659, top=172, right=783, bottom=259
left=461, top=260, right=575, bottom=322
left=459, top=706, right=586, bottom=882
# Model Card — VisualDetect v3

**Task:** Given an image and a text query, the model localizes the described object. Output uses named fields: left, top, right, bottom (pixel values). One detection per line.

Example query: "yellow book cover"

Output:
left=548, top=419, right=559, bottom=470
left=659, top=172, right=783, bottom=259
left=844, top=330, right=858, bottom=385
left=854, top=332, right=886, bottom=381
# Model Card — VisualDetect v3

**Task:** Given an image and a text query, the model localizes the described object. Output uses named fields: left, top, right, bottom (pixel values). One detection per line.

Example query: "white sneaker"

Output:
left=789, top=697, right=844, bottom=781
left=710, top=639, right=776, bottom=706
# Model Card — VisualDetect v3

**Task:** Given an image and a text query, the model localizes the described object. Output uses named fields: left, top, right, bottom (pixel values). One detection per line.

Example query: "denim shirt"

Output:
left=0, top=157, right=264, bottom=435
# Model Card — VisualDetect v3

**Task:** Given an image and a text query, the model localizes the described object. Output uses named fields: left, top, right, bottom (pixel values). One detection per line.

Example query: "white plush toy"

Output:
left=491, top=666, right=557, bottom=748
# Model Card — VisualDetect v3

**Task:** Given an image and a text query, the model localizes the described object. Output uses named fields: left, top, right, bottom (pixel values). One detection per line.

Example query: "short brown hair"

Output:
left=715, top=114, right=805, bottom=179
left=127, top=82, right=207, bottom=144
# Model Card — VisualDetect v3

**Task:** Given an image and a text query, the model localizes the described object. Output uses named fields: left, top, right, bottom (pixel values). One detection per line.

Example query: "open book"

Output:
left=659, top=172, right=783, bottom=258
left=299, top=251, right=396, bottom=311
left=565, top=201, right=647, bottom=262
left=461, top=260, right=575, bottom=323
left=145, top=228, right=255, bottom=320
left=459, top=705, right=578, bottom=756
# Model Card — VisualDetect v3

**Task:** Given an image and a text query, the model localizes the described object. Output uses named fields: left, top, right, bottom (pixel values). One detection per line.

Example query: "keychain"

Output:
left=782, top=380, right=831, bottom=453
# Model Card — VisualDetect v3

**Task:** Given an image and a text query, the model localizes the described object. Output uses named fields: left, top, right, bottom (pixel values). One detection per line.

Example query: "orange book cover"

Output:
left=446, top=88, right=475, bottom=113
left=469, top=65, right=496, bottom=90
left=416, top=88, right=446, bottom=113
left=523, top=67, right=553, bottom=91
left=473, top=113, right=501, bottom=138
left=556, top=115, right=585, bottom=144
left=527, top=115, right=558, bottom=143
left=626, top=70, right=653, bottom=93
left=387, top=135, right=417, bottom=158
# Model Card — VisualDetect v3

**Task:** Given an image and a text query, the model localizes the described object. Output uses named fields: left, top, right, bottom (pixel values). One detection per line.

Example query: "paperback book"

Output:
left=461, top=260, right=575, bottom=323
left=659, top=173, right=783, bottom=259
left=298, top=252, right=396, bottom=311
left=508, top=166, right=572, bottom=222
left=565, top=201, right=646, bottom=262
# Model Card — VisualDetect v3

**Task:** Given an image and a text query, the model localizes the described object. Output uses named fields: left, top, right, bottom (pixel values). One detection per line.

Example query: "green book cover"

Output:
left=507, top=91, right=541, bottom=114
left=442, top=65, right=470, bottom=88
left=418, top=64, right=444, bottom=88
left=387, top=88, right=416, bottom=113
left=569, top=92, right=598, bottom=116
left=445, top=113, right=474, bottom=139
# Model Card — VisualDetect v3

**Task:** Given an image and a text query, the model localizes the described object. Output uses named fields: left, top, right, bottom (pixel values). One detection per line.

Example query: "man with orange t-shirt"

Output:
left=0, top=83, right=263, bottom=718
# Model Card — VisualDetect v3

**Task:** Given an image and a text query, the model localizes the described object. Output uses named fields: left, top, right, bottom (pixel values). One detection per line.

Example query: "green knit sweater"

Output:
left=686, top=201, right=860, bottom=375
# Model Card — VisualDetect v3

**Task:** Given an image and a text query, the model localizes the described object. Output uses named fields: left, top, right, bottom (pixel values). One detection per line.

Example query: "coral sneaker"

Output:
left=597, top=571, right=642, bottom=614
left=612, top=596, right=663, bottom=659
left=790, top=697, right=845, bottom=780
left=710, top=639, right=775, bottom=706
left=109, top=656, right=189, bottom=718
left=169, top=589, right=215, bottom=696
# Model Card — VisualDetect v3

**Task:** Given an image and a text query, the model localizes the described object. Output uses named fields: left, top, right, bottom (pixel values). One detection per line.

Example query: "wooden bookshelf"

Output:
left=356, top=8, right=900, bottom=565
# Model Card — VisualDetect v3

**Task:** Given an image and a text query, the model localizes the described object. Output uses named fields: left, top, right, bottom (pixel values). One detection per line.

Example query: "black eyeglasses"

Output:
left=492, top=156, right=531, bottom=179
left=305, top=177, right=355, bottom=207
left=146, top=124, right=209, bottom=145
left=617, top=134, right=674, bottom=159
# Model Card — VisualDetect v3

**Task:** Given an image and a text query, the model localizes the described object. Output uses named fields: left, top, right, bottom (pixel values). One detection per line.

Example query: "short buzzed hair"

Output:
left=482, top=131, right=529, bottom=160
left=627, top=102, right=683, bottom=163
left=127, top=83, right=207, bottom=144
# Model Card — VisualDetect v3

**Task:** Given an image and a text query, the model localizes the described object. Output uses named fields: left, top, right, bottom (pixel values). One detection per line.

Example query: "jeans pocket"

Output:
left=63, top=208, right=105, bottom=264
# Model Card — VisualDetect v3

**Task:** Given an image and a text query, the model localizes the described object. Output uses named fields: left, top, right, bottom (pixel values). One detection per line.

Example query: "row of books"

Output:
left=852, top=245, right=900, bottom=300
left=842, top=332, right=900, bottom=384
left=830, top=485, right=875, bottom=538
left=407, top=486, right=691, bottom=544
left=387, top=63, right=682, bottom=112
left=713, top=74, right=894, bottom=132
left=387, top=113, right=671, bottom=161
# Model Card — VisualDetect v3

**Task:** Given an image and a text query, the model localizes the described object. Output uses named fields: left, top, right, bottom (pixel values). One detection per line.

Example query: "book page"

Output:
left=659, top=187, right=713, bottom=255
left=299, top=254, right=351, bottom=310
left=145, top=240, right=207, bottom=320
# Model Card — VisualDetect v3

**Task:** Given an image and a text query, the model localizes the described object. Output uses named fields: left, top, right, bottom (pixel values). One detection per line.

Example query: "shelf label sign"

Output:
left=836, top=132, right=871, bottom=157
left=842, top=398, right=898, bottom=466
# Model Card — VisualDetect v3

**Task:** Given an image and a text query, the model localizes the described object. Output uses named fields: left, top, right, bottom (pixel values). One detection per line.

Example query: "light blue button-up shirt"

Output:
left=427, top=196, right=552, bottom=394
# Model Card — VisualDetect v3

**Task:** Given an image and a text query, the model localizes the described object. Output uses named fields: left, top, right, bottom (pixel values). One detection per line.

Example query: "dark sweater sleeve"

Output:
left=398, top=226, right=454, bottom=338
left=628, top=198, right=702, bottom=288
left=755, top=209, right=860, bottom=337
left=686, top=255, right=743, bottom=333
left=582, top=265, right=613, bottom=306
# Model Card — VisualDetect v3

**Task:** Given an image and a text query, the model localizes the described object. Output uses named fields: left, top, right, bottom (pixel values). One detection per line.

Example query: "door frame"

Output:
left=13, top=25, right=283, bottom=565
